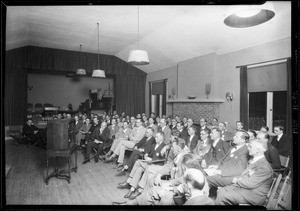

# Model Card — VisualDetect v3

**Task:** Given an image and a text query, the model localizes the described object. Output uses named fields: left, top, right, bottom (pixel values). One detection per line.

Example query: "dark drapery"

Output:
left=4, top=65, right=27, bottom=125
left=5, top=46, right=146, bottom=124
left=240, top=66, right=249, bottom=130
left=115, top=74, right=145, bottom=116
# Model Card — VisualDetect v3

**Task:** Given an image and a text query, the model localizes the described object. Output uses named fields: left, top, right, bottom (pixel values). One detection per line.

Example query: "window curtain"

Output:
left=4, top=65, right=27, bottom=125
left=240, top=66, right=249, bottom=130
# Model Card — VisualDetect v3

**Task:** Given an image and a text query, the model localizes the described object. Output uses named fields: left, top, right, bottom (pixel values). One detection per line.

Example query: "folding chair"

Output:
left=265, top=173, right=283, bottom=209
left=274, top=155, right=290, bottom=177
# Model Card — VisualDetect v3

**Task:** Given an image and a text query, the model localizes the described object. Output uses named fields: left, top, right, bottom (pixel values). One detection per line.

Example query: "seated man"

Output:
left=82, top=121, right=110, bottom=164
left=75, top=118, right=91, bottom=146
left=215, top=139, right=273, bottom=205
left=272, top=125, right=291, bottom=157
left=83, top=116, right=100, bottom=146
left=116, top=131, right=165, bottom=200
left=205, top=128, right=231, bottom=166
left=105, top=118, right=146, bottom=168
left=183, top=169, right=215, bottom=205
left=22, top=118, right=42, bottom=143
left=116, top=127, right=156, bottom=175
left=193, top=128, right=213, bottom=161
left=186, top=126, right=199, bottom=153
left=108, top=118, right=120, bottom=141
left=257, top=132, right=281, bottom=169
left=102, top=121, right=132, bottom=159
left=205, top=130, right=250, bottom=189
left=157, top=118, right=171, bottom=145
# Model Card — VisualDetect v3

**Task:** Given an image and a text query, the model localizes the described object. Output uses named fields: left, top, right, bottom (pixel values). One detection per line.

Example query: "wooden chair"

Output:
left=45, top=119, right=72, bottom=185
left=8, top=125, right=25, bottom=145
left=274, top=155, right=290, bottom=177
left=265, top=173, right=283, bottom=209
left=274, top=171, right=292, bottom=210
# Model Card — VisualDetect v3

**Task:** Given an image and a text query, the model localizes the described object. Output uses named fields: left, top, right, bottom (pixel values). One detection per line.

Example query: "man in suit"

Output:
left=102, top=121, right=132, bottom=159
left=187, top=126, right=199, bottom=152
left=218, top=122, right=234, bottom=143
left=183, top=169, right=215, bottom=205
left=76, top=118, right=92, bottom=146
left=117, top=131, right=165, bottom=199
left=83, top=116, right=100, bottom=146
left=205, top=130, right=250, bottom=188
left=74, top=115, right=83, bottom=135
left=105, top=118, right=146, bottom=167
left=82, top=121, right=110, bottom=164
left=193, top=128, right=213, bottom=161
left=177, top=121, right=188, bottom=144
left=235, top=121, right=244, bottom=131
left=206, top=128, right=231, bottom=165
left=257, top=132, right=281, bottom=169
left=215, top=139, right=273, bottom=205
left=116, top=127, right=156, bottom=175
left=108, top=118, right=120, bottom=140
left=158, top=118, right=171, bottom=145
left=272, top=125, right=291, bottom=157
left=198, top=118, right=211, bottom=137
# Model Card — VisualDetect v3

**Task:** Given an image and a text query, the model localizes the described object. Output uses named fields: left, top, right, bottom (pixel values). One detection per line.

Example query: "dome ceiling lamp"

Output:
left=92, top=22, right=106, bottom=78
left=76, top=44, right=87, bottom=75
left=224, top=1, right=275, bottom=28
left=128, top=6, right=149, bottom=65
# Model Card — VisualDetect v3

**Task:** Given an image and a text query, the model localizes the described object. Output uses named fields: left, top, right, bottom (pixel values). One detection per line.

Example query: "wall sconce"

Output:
left=226, top=92, right=233, bottom=102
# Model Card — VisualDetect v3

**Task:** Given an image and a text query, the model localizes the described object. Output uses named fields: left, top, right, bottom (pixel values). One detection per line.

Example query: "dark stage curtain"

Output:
left=4, top=65, right=27, bottom=125
left=115, top=75, right=145, bottom=116
left=5, top=46, right=146, bottom=124
left=240, top=66, right=249, bottom=130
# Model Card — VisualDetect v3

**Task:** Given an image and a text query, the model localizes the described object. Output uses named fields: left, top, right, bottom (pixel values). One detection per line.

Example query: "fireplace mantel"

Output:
left=167, top=99, right=224, bottom=103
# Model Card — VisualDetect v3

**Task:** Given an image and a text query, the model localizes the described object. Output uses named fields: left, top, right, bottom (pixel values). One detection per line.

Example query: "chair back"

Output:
left=265, top=173, right=282, bottom=208
left=47, top=119, right=69, bottom=150
left=275, top=171, right=292, bottom=210
left=279, top=155, right=290, bottom=167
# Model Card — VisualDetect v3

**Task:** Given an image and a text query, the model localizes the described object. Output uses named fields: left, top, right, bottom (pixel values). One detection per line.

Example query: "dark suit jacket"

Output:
left=184, top=195, right=215, bottom=205
left=135, top=136, right=156, bottom=152
left=235, top=157, right=273, bottom=205
left=207, top=139, right=231, bottom=165
left=158, top=126, right=171, bottom=145
left=179, top=129, right=188, bottom=144
left=218, top=144, right=250, bottom=177
left=271, top=134, right=291, bottom=157
left=187, top=134, right=200, bottom=152
left=74, top=121, right=83, bottom=134
left=264, top=143, right=281, bottom=169
left=22, top=124, right=38, bottom=135
left=90, top=127, right=110, bottom=143
left=148, top=142, right=165, bottom=160
left=88, top=122, right=100, bottom=134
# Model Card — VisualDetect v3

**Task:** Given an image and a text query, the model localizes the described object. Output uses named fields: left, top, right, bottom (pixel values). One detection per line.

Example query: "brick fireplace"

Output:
left=167, top=99, right=224, bottom=124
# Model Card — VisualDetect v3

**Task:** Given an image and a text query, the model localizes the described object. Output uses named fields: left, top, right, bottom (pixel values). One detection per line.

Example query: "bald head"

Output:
left=184, top=168, right=205, bottom=191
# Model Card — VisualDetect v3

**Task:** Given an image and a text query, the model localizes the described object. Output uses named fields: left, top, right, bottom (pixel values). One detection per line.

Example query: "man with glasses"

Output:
left=177, top=121, right=188, bottom=144
left=193, top=129, right=213, bottom=162
left=215, top=139, right=273, bottom=205
left=272, top=125, right=291, bottom=157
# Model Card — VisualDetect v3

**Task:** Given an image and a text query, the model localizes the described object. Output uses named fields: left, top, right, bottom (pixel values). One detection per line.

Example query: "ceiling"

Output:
left=6, top=3, right=291, bottom=73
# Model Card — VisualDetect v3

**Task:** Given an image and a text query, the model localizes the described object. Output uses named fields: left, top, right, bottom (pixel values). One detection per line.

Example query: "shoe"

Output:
left=118, top=180, right=127, bottom=185
left=117, top=182, right=130, bottom=189
left=99, top=155, right=106, bottom=160
left=124, top=190, right=133, bottom=198
left=82, top=159, right=90, bottom=164
left=94, top=158, right=98, bottom=163
left=113, top=164, right=123, bottom=169
left=104, top=158, right=113, bottom=163
left=129, top=190, right=141, bottom=200
left=115, top=171, right=126, bottom=176
left=112, top=201, right=127, bottom=205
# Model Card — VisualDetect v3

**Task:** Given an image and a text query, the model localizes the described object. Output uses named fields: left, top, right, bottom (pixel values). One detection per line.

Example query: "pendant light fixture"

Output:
left=76, top=44, right=87, bottom=75
left=224, top=2, right=275, bottom=28
left=92, top=22, right=106, bottom=78
left=128, top=6, right=149, bottom=65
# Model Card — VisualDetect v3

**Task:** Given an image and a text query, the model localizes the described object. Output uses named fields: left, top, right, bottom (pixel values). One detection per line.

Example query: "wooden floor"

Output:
left=5, top=138, right=130, bottom=205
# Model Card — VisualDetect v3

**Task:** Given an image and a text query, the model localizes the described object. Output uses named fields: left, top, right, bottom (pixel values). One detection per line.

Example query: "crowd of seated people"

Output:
left=26, top=110, right=291, bottom=206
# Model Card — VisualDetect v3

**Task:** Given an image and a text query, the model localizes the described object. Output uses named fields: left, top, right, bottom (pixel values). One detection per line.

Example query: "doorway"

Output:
left=149, top=79, right=167, bottom=117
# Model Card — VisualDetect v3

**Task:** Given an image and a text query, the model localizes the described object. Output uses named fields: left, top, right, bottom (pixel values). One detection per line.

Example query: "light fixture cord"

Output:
left=80, top=44, right=82, bottom=67
left=97, top=22, right=100, bottom=69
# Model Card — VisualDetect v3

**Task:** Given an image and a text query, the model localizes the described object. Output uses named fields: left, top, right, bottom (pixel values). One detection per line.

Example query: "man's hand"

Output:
left=138, top=148, right=144, bottom=152
left=133, top=146, right=138, bottom=150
